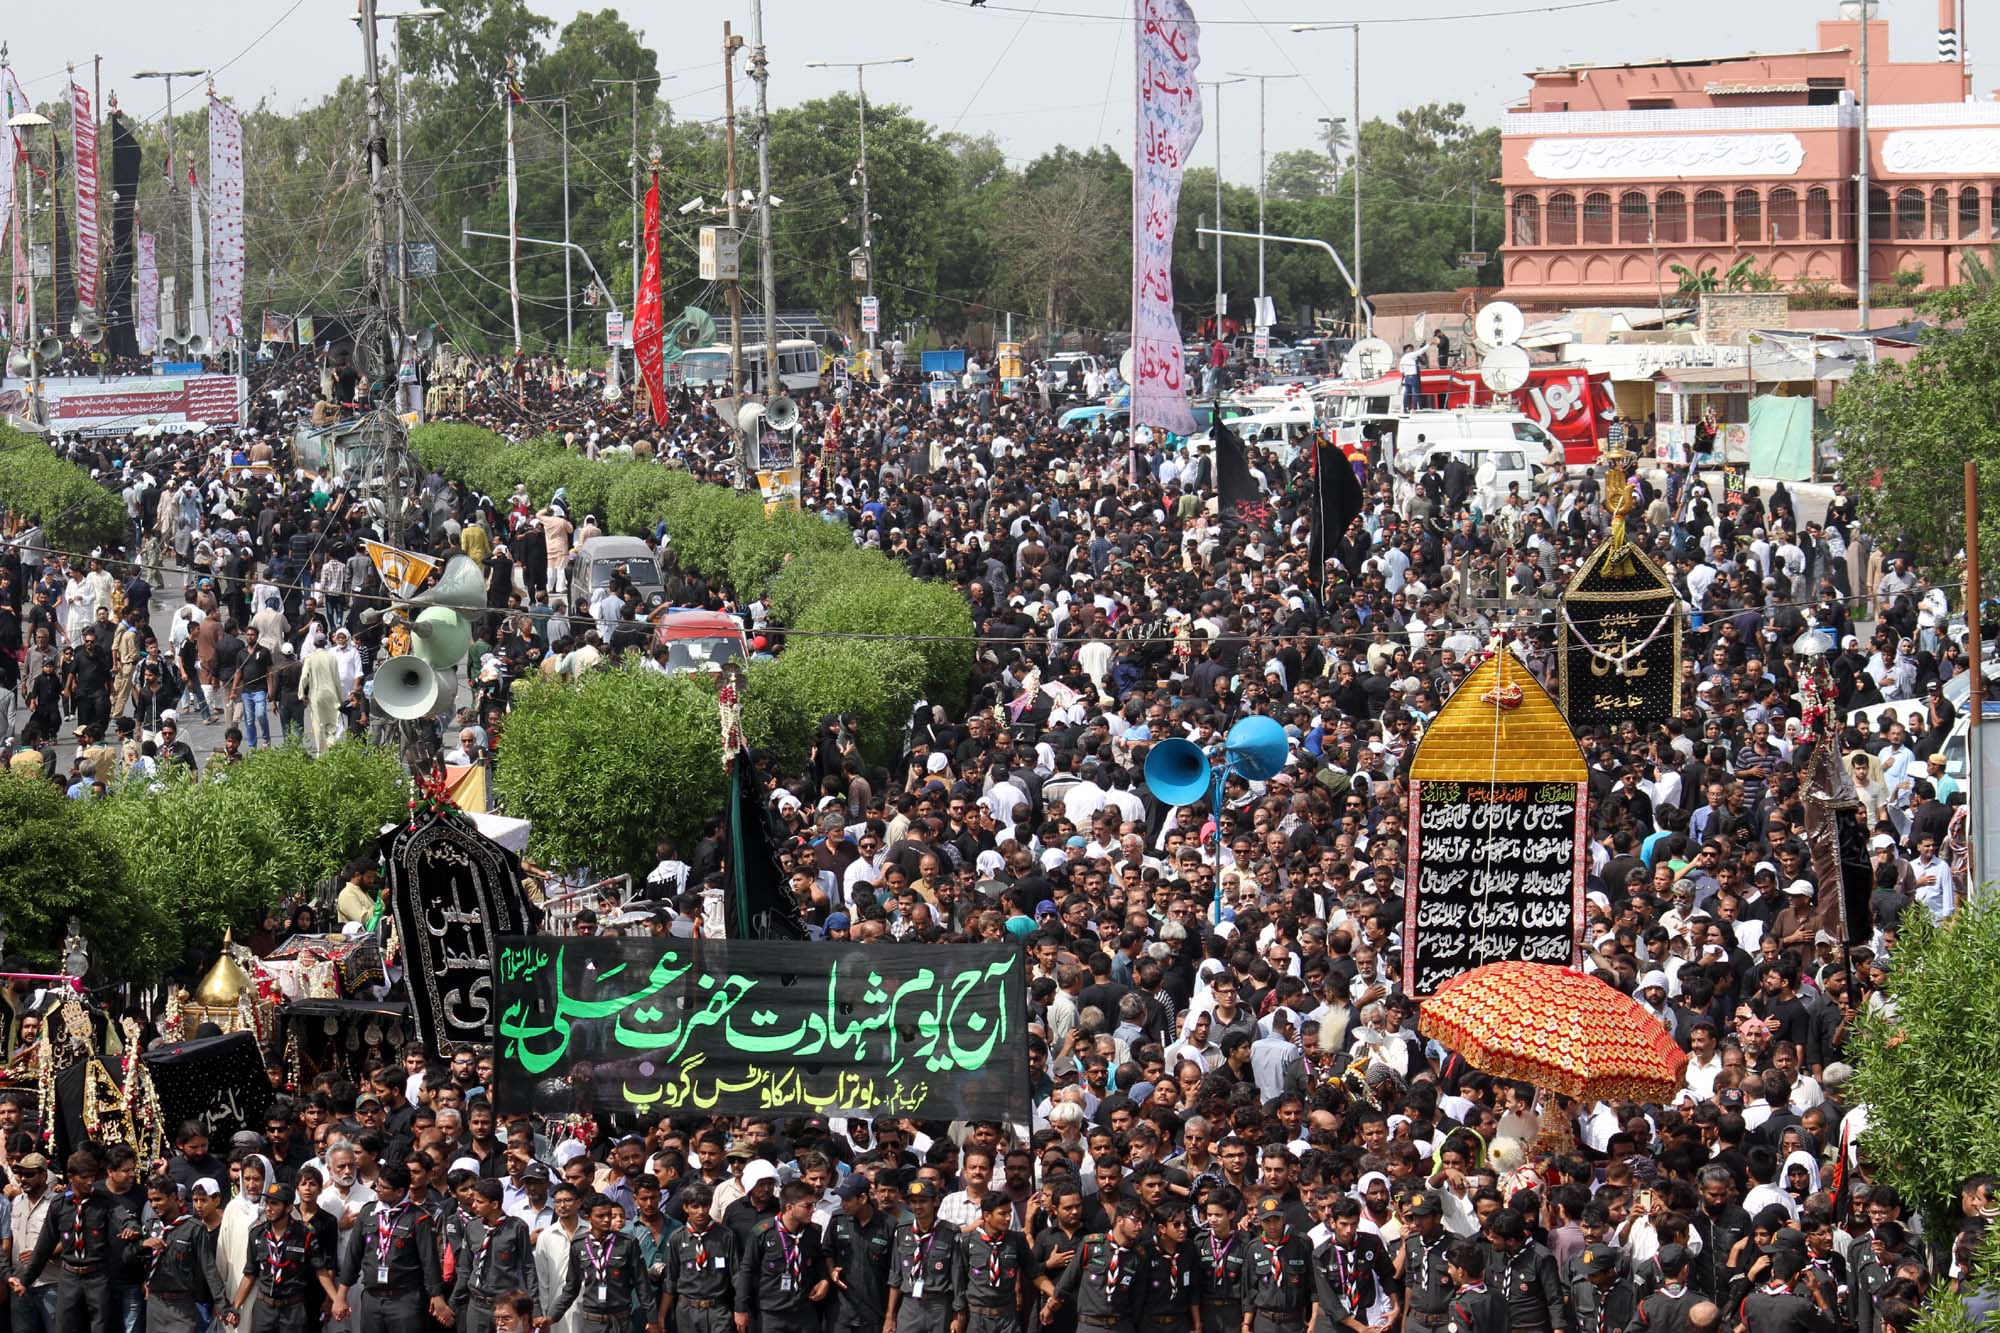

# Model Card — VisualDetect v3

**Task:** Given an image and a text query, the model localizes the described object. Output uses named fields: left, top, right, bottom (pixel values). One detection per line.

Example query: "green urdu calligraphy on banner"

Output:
left=491, top=937, right=1029, bottom=1120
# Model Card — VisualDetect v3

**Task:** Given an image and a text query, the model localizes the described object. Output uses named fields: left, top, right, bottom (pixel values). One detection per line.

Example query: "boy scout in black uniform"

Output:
left=955, top=1196, right=1029, bottom=1333
left=662, top=1183, right=737, bottom=1333
left=886, top=1181, right=959, bottom=1333
left=1398, top=1195, right=1455, bottom=1333
left=11, top=1152, right=120, bottom=1333
left=141, top=1178, right=224, bottom=1333
left=823, top=1175, right=893, bottom=1333
left=1739, top=1247, right=1836, bottom=1333
left=1567, top=1248, right=1634, bottom=1333
left=453, top=1180, right=540, bottom=1333
left=546, top=1194, right=657, bottom=1333
left=1239, top=1195, right=1313, bottom=1333
left=738, top=1182, right=828, bottom=1333
left=335, top=1163, right=454, bottom=1333
left=1313, top=1198, right=1391, bottom=1333
left=1196, top=1189, right=1248, bottom=1333
left=1484, top=1210, right=1566, bottom=1333
left=1046, top=1201, right=1150, bottom=1333
left=1629, top=1246, right=1697, bottom=1333
left=1443, top=1242, right=1503, bottom=1333
left=1136, top=1205, right=1204, bottom=1333
left=227, top=1185, right=340, bottom=1333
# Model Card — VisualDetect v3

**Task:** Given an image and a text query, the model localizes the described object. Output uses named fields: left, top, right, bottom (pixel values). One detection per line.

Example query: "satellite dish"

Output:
left=1119, top=348, right=1135, bottom=385
left=1478, top=344, right=1531, bottom=394
left=1412, top=314, right=1431, bottom=344
left=1348, top=337, right=1396, bottom=379
left=1473, top=300, right=1525, bottom=349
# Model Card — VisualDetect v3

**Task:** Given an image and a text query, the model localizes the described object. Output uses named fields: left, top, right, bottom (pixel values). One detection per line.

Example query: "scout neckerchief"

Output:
left=690, top=1224, right=711, bottom=1269
left=587, top=1231, right=618, bottom=1289
left=376, top=1201, right=409, bottom=1265
left=1106, top=1240, right=1127, bottom=1290
left=265, top=1218, right=296, bottom=1285
left=982, top=1229, right=1006, bottom=1287
left=149, top=1216, right=188, bottom=1284
left=911, top=1225, right=937, bottom=1277
left=776, top=1221, right=802, bottom=1286
left=1209, top=1231, right=1235, bottom=1273
left=477, top=1218, right=505, bottom=1285
left=71, top=1192, right=89, bottom=1258
left=1332, top=1243, right=1358, bottom=1308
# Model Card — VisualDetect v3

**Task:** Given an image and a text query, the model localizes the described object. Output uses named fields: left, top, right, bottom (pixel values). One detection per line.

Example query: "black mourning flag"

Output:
left=725, top=758, right=807, bottom=941
left=106, top=111, right=142, bottom=360
left=141, top=1031, right=273, bottom=1142
left=1213, top=418, right=1265, bottom=528
left=1310, top=439, right=1365, bottom=594
left=381, top=807, right=534, bottom=1057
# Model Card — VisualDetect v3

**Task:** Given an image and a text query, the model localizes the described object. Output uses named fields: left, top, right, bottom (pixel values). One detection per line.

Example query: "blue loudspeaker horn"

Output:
left=1224, top=715, right=1289, bottom=782
left=1145, top=737, right=1214, bottom=806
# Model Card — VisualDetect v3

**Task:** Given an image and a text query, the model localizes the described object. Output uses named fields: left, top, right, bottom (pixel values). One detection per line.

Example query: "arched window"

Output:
left=1896, top=188, right=1926, bottom=240
left=1768, top=188, right=1799, bottom=242
left=1512, top=193, right=1540, bottom=246
left=1655, top=190, right=1687, bottom=243
left=1869, top=188, right=1892, bottom=242
left=1581, top=192, right=1613, bottom=245
left=1931, top=187, right=1950, bottom=240
left=1693, top=189, right=1728, bottom=243
left=1618, top=191, right=1652, bottom=244
left=1804, top=187, right=1833, bottom=240
left=1962, top=186, right=1983, bottom=239
left=1546, top=192, right=1578, bottom=245
left=1733, top=189, right=1763, bottom=243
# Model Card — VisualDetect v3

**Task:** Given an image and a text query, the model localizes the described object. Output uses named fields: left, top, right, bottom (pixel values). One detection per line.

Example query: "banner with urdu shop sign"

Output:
left=494, top=938, right=1028, bottom=1119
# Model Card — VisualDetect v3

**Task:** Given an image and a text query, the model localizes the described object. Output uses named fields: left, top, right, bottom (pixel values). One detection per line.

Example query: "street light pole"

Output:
left=1225, top=70, right=1298, bottom=321
left=1200, top=77, right=1245, bottom=334
left=1292, top=23, right=1363, bottom=334
left=805, top=56, right=913, bottom=381
left=592, top=76, right=674, bottom=318
left=749, top=0, right=777, bottom=397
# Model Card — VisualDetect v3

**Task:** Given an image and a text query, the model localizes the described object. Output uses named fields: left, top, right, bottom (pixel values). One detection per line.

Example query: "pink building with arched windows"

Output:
left=1499, top=2, right=1994, bottom=306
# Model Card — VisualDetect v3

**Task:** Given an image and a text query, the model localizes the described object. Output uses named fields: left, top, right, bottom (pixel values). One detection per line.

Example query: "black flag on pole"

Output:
left=725, top=758, right=808, bottom=941
left=1309, top=437, right=1365, bottom=595
left=1214, top=418, right=1265, bottom=528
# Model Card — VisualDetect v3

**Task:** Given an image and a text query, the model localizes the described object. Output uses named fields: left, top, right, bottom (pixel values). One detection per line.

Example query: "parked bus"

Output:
left=674, top=339, right=822, bottom=395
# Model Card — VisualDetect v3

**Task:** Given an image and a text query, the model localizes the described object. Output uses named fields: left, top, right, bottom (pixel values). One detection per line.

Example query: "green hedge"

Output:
left=410, top=424, right=981, bottom=870
left=0, top=425, right=126, bottom=553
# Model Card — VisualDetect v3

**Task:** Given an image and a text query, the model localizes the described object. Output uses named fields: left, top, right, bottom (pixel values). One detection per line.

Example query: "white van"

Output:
left=1387, top=413, right=1557, bottom=507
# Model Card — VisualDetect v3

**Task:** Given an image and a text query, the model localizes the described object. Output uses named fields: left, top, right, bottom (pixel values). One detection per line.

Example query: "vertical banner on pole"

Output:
left=187, top=168, right=209, bottom=340
left=632, top=171, right=668, bottom=427
left=1130, top=0, right=1202, bottom=437
left=207, top=93, right=245, bottom=342
left=135, top=232, right=158, bottom=353
left=71, top=83, right=98, bottom=315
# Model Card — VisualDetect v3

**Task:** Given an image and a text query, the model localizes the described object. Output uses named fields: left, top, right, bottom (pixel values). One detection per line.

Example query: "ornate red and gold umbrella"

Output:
left=1417, top=961, right=1686, bottom=1103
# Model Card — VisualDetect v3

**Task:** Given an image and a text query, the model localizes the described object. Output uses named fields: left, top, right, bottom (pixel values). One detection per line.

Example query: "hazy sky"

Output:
left=4, top=0, right=1959, bottom=183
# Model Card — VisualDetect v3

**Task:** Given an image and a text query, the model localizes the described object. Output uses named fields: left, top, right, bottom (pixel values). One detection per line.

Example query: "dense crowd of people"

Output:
left=0, top=337, right=1990, bottom=1333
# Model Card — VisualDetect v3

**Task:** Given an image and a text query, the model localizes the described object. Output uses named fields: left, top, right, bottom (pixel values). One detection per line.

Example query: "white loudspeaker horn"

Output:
left=161, top=336, right=185, bottom=357
left=410, top=606, right=472, bottom=670
left=7, top=350, right=31, bottom=376
left=374, top=656, right=441, bottom=720
left=414, top=327, right=436, bottom=353
left=184, top=334, right=209, bottom=357
left=72, top=310, right=103, bottom=345
left=764, top=395, right=798, bottom=431
left=736, top=401, right=766, bottom=433
left=35, top=335, right=60, bottom=361
left=416, top=554, right=488, bottom=616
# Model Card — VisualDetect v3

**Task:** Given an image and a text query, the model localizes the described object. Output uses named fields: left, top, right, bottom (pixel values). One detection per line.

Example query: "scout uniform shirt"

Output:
left=337, top=1199, right=446, bottom=1302
left=1240, top=1231, right=1315, bottom=1328
left=1055, top=1232, right=1146, bottom=1327
left=1446, top=1282, right=1505, bottom=1333
left=954, top=1225, right=1031, bottom=1330
left=889, top=1219, right=960, bottom=1333
left=1632, top=1282, right=1698, bottom=1333
left=547, top=1230, right=654, bottom=1328
left=242, top=1216, right=325, bottom=1333
left=1196, top=1225, right=1249, bottom=1333
left=17, top=1185, right=118, bottom=1283
left=820, top=1207, right=893, bottom=1330
left=1135, top=1235, right=1205, bottom=1331
left=1739, top=1281, right=1838, bottom=1333
left=663, top=1222, right=739, bottom=1330
left=1312, top=1236, right=1380, bottom=1333
left=145, top=1215, right=224, bottom=1333
left=738, top=1217, right=827, bottom=1325
left=452, top=1215, right=541, bottom=1333
left=1400, top=1231, right=1457, bottom=1329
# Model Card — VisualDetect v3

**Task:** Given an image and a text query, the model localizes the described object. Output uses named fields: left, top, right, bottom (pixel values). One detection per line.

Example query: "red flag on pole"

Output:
left=633, top=169, right=668, bottom=427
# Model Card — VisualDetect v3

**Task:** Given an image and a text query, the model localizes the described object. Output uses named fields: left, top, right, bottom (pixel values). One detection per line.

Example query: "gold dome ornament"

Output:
left=194, top=933, right=254, bottom=1007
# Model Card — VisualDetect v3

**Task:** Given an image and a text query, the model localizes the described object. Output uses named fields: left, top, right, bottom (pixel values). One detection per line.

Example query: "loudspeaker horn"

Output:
left=764, top=395, right=799, bottom=432
left=1144, top=737, right=1214, bottom=807
left=7, top=350, right=31, bottom=377
left=35, top=334, right=60, bottom=361
left=161, top=335, right=184, bottom=357
left=414, top=327, right=436, bottom=353
left=1223, top=715, right=1289, bottom=782
left=681, top=306, right=716, bottom=346
left=410, top=606, right=472, bottom=670
left=72, top=310, right=103, bottom=345
left=736, top=401, right=766, bottom=433
left=415, top=554, right=487, bottom=616
left=375, top=655, right=441, bottom=720
left=184, top=334, right=209, bottom=357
